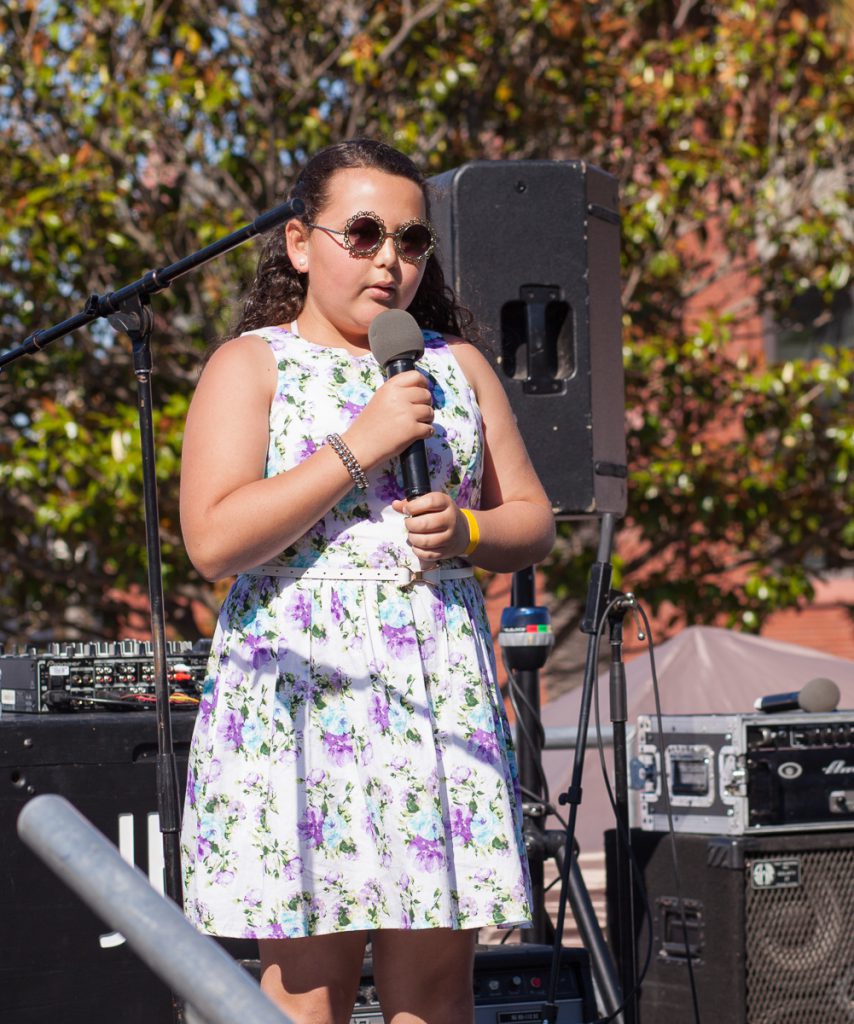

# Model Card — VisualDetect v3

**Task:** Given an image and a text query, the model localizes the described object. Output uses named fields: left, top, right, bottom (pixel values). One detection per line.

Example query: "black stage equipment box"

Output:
left=0, top=711, right=255, bottom=1024
left=606, top=827, right=854, bottom=1024
left=632, top=711, right=854, bottom=835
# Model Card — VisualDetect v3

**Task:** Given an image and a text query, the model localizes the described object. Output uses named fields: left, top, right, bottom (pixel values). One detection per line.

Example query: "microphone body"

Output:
left=368, top=310, right=432, bottom=500
left=754, top=677, right=841, bottom=714
left=754, top=691, right=806, bottom=713
left=383, top=355, right=431, bottom=499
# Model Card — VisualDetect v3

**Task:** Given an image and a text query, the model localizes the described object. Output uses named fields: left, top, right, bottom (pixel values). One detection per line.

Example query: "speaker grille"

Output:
left=744, top=847, right=854, bottom=1023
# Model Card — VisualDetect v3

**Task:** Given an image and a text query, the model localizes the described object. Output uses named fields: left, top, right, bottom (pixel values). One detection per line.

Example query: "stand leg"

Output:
left=562, top=845, right=624, bottom=1019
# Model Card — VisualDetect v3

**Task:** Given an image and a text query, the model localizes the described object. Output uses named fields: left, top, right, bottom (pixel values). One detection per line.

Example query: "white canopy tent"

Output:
left=538, top=625, right=854, bottom=853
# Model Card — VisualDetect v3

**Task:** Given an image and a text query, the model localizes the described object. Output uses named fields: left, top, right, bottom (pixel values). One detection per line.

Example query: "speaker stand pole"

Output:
left=508, top=566, right=550, bottom=945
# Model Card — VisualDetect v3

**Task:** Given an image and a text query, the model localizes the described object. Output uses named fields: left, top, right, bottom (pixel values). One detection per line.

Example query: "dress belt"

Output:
left=243, top=564, right=475, bottom=588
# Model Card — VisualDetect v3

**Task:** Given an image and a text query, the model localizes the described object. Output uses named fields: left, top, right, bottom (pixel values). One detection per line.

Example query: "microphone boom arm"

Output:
left=0, top=198, right=305, bottom=370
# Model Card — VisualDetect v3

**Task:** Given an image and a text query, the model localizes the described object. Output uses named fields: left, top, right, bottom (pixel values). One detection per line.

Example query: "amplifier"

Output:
left=350, top=944, right=596, bottom=1023
left=606, top=828, right=854, bottom=1024
left=0, top=640, right=210, bottom=713
left=632, top=712, right=854, bottom=835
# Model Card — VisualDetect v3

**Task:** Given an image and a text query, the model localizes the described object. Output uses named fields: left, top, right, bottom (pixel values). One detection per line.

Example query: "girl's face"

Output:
left=286, top=167, right=429, bottom=350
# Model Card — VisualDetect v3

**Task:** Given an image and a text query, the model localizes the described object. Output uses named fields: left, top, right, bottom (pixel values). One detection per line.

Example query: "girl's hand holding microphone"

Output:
left=343, top=370, right=434, bottom=470
left=391, top=493, right=473, bottom=564
left=346, top=365, right=471, bottom=565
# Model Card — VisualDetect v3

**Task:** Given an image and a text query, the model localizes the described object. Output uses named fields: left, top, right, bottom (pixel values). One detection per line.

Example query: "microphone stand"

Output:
left=1, top=198, right=305, bottom=1024
left=537, top=512, right=633, bottom=1024
left=500, top=566, right=622, bottom=1021
left=604, top=594, right=640, bottom=1024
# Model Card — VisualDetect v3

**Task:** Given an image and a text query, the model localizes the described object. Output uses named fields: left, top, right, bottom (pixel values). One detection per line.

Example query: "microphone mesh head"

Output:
left=368, top=310, right=424, bottom=367
left=798, top=677, right=841, bottom=713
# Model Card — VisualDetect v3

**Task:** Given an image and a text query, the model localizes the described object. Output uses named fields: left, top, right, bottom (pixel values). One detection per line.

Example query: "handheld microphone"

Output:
left=368, top=309, right=431, bottom=499
left=753, top=676, right=841, bottom=714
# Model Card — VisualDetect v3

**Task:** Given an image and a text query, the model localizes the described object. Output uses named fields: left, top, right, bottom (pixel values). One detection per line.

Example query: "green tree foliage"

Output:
left=0, top=0, right=851, bottom=643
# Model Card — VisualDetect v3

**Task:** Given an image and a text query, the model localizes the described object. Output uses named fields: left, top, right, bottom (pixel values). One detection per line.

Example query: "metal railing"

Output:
left=17, top=793, right=293, bottom=1024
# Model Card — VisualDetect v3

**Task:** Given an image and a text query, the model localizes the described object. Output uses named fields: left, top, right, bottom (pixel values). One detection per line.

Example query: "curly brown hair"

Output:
left=230, top=139, right=476, bottom=342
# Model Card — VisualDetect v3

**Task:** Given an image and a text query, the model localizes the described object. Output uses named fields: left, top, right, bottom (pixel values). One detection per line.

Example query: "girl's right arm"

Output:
left=179, top=335, right=433, bottom=580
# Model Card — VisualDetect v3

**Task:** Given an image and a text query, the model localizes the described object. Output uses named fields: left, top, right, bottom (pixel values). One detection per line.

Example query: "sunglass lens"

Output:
left=347, top=216, right=382, bottom=252
left=400, top=223, right=433, bottom=258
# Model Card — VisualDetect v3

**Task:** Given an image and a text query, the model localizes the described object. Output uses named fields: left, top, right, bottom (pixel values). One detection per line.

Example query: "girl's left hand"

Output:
left=392, top=493, right=471, bottom=564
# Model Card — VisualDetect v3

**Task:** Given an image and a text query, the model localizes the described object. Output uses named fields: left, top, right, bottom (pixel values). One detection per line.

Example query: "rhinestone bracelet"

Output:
left=326, top=433, right=369, bottom=491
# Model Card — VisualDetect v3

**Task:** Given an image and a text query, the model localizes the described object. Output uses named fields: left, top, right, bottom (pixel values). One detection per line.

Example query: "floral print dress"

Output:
left=181, top=324, right=533, bottom=938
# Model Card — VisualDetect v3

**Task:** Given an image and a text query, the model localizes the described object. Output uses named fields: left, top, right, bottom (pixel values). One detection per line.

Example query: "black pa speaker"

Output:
left=606, top=828, right=854, bottom=1024
left=428, top=160, right=626, bottom=518
left=0, top=711, right=255, bottom=1024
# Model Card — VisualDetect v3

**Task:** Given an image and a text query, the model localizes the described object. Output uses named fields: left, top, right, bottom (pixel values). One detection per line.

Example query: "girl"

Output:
left=179, top=138, right=555, bottom=1024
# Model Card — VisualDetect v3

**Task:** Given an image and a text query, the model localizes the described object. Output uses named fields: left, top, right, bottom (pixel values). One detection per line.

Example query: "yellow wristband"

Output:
left=461, top=509, right=480, bottom=556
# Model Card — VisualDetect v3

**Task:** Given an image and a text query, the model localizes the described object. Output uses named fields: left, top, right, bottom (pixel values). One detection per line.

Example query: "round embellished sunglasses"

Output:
left=305, top=210, right=436, bottom=264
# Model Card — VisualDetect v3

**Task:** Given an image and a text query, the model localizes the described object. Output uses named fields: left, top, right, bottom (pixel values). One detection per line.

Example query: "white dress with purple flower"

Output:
left=181, top=324, right=533, bottom=938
